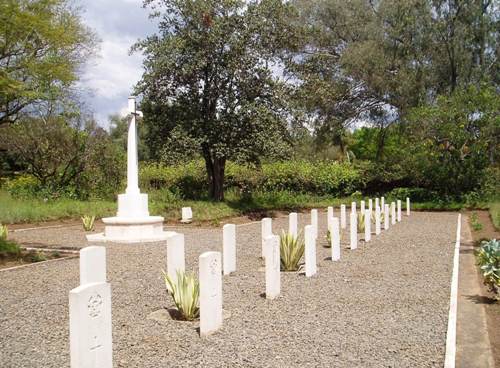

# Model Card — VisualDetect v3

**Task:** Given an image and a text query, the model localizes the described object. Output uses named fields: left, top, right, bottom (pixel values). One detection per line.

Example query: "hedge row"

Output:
left=140, top=160, right=365, bottom=198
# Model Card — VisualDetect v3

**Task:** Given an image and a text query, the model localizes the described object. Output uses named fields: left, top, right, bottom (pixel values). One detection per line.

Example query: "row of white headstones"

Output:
left=69, top=197, right=410, bottom=368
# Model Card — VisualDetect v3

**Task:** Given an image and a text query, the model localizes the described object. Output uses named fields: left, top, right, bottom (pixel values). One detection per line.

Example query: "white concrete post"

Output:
left=360, top=200, right=365, bottom=215
left=340, top=205, right=346, bottom=229
left=351, top=201, right=356, bottom=214
left=265, top=235, right=280, bottom=299
left=80, top=246, right=106, bottom=285
left=167, top=233, right=185, bottom=282
left=289, top=212, right=298, bottom=238
left=384, top=204, right=390, bottom=230
left=327, top=206, right=333, bottom=232
left=350, top=212, right=357, bottom=250
left=364, top=209, right=371, bottom=242
left=375, top=206, right=381, bottom=235
left=397, top=200, right=402, bottom=222
left=181, top=207, right=192, bottom=223
left=331, top=217, right=340, bottom=261
left=391, top=202, right=396, bottom=225
left=381, top=197, right=385, bottom=210
left=368, top=199, right=373, bottom=218
left=375, top=197, right=379, bottom=209
left=223, top=224, right=236, bottom=275
left=199, top=251, right=222, bottom=337
left=406, top=197, right=411, bottom=216
left=310, top=209, right=318, bottom=239
left=304, top=225, right=317, bottom=277
left=261, top=218, right=272, bottom=258
left=126, top=96, right=139, bottom=195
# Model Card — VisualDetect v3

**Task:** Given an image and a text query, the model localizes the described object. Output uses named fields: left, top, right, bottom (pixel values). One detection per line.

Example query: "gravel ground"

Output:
left=0, top=211, right=458, bottom=367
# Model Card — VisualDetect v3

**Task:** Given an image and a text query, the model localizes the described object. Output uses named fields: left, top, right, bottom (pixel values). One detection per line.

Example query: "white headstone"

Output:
left=265, top=235, right=280, bottom=299
left=351, top=201, right=356, bottom=213
left=391, top=202, right=396, bottom=225
left=331, top=217, right=340, bottom=261
left=327, top=206, right=333, bottom=231
left=80, top=246, right=106, bottom=285
left=397, top=200, right=402, bottom=222
left=199, top=251, right=222, bottom=337
left=304, top=225, right=317, bottom=277
left=261, top=218, right=272, bottom=258
left=70, top=282, right=113, bottom=368
left=381, top=197, right=385, bottom=210
left=384, top=204, right=390, bottom=230
left=406, top=197, right=411, bottom=216
left=368, top=199, right=373, bottom=217
left=167, top=233, right=185, bottom=282
left=310, top=209, right=318, bottom=239
left=364, top=209, right=371, bottom=242
left=350, top=212, right=357, bottom=250
left=181, top=207, right=192, bottom=223
left=223, top=224, right=236, bottom=275
left=375, top=197, right=379, bottom=209
left=375, top=206, right=381, bottom=235
left=289, top=212, right=298, bottom=238
left=360, top=200, right=365, bottom=214
left=340, top=205, right=346, bottom=229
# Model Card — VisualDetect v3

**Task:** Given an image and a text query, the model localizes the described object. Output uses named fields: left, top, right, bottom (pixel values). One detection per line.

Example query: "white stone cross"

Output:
left=265, top=235, right=280, bottom=299
left=350, top=212, right=357, bottom=250
left=261, top=218, right=272, bottom=259
left=304, top=225, right=317, bottom=277
left=167, top=233, right=185, bottom=283
left=199, top=251, right=222, bottom=337
left=223, top=224, right=236, bottom=275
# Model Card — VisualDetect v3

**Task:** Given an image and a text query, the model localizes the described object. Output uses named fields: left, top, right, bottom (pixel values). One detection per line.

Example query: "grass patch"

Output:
left=489, top=202, right=500, bottom=231
left=470, top=212, right=483, bottom=231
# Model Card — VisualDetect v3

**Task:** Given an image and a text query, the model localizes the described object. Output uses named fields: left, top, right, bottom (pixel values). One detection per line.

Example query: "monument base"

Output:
left=86, top=216, right=175, bottom=243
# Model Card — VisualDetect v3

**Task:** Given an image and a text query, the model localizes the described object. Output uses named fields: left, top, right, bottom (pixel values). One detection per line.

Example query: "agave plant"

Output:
left=325, top=229, right=341, bottom=248
left=0, top=224, right=8, bottom=240
left=81, top=215, right=96, bottom=232
left=163, top=270, right=200, bottom=321
left=475, top=239, right=500, bottom=296
left=280, top=231, right=305, bottom=271
left=357, top=212, right=365, bottom=233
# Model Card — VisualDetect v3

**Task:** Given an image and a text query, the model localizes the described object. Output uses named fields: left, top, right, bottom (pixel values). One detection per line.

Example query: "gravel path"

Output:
left=0, top=211, right=457, bottom=367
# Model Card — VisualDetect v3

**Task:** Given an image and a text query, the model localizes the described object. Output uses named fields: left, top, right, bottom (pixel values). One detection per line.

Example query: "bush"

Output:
left=163, top=270, right=200, bottom=321
left=475, top=239, right=500, bottom=297
left=0, top=237, right=21, bottom=259
left=4, top=175, right=42, bottom=199
left=387, top=187, right=438, bottom=202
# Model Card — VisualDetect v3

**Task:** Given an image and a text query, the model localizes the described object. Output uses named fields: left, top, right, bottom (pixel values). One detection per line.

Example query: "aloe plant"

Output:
left=325, top=229, right=341, bottom=248
left=280, top=231, right=304, bottom=271
left=81, top=215, right=96, bottom=232
left=357, top=212, right=365, bottom=233
left=475, top=239, right=500, bottom=296
left=163, top=270, right=200, bottom=321
left=0, top=224, right=8, bottom=240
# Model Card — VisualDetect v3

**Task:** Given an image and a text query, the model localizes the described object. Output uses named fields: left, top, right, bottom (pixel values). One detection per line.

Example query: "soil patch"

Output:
left=0, top=247, right=76, bottom=270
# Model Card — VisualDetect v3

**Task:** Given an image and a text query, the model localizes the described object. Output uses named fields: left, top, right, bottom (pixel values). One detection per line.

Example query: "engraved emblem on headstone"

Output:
left=87, top=293, right=103, bottom=318
left=210, top=259, right=218, bottom=276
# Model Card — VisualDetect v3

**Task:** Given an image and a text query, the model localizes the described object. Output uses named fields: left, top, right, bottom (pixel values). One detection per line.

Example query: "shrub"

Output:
left=0, top=223, right=8, bottom=239
left=470, top=213, right=483, bottom=231
left=0, top=237, right=21, bottom=259
left=81, top=215, right=96, bottom=232
left=357, top=212, right=365, bottom=233
left=280, top=231, right=305, bottom=271
left=163, top=270, right=200, bottom=321
left=387, top=187, right=438, bottom=202
left=475, top=239, right=499, bottom=296
left=4, top=175, right=41, bottom=199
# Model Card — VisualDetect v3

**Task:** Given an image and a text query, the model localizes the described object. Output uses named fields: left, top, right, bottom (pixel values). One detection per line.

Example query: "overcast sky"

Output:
left=79, top=0, right=157, bottom=128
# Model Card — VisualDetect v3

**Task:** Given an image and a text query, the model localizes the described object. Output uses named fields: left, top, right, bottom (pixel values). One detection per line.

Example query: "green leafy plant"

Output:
left=162, top=270, right=200, bottom=321
left=28, top=251, right=47, bottom=263
left=357, top=212, right=365, bottom=233
left=280, top=231, right=305, bottom=271
left=475, top=239, right=500, bottom=297
left=470, top=213, right=483, bottom=231
left=0, top=224, right=8, bottom=240
left=0, top=237, right=21, bottom=259
left=81, top=215, right=96, bottom=232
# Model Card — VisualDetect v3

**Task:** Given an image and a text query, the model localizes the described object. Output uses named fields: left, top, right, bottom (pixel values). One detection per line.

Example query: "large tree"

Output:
left=0, top=0, right=95, bottom=125
left=135, top=0, right=298, bottom=200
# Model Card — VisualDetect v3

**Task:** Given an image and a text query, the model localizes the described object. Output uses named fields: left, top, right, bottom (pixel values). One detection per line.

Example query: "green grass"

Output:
left=489, top=201, right=500, bottom=231
left=470, top=212, right=483, bottom=231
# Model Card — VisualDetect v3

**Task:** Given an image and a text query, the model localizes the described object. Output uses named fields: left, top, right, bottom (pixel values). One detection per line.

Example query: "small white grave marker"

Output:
left=375, top=197, right=379, bottom=209
left=199, top=251, right=222, bottom=337
left=167, top=233, right=185, bottom=282
left=265, top=235, right=280, bottom=299
left=304, top=225, right=317, bottom=277
left=391, top=202, right=396, bottom=225
left=397, top=200, right=402, bottom=222
left=289, top=212, right=298, bottom=238
left=350, top=212, right=357, bottom=250
left=384, top=204, right=390, bottom=230
left=381, top=197, right=385, bottom=210
left=364, top=209, right=371, bottom=242
left=406, top=197, right=411, bottom=216
left=327, top=206, right=334, bottom=231
left=310, top=209, right=318, bottom=239
left=340, top=204, right=346, bottom=229
left=261, top=218, right=272, bottom=258
left=223, top=224, right=236, bottom=275
left=80, top=246, right=106, bottom=285
left=360, top=200, right=365, bottom=214
left=181, top=207, right=192, bottom=223
left=351, top=201, right=356, bottom=214
left=368, top=199, right=373, bottom=217
left=375, top=206, right=381, bottom=235
left=331, top=217, right=340, bottom=261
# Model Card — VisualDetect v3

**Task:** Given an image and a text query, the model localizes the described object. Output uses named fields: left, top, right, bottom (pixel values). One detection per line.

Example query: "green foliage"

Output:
left=0, top=237, right=21, bottom=259
left=475, top=239, right=500, bottom=296
left=490, top=202, right=500, bottom=231
left=162, top=270, right=200, bottom=321
left=0, top=223, right=8, bottom=240
left=81, top=215, right=95, bottom=232
left=470, top=213, right=483, bottom=232
left=27, top=250, right=47, bottom=263
left=279, top=231, right=305, bottom=272
left=357, top=211, right=365, bottom=233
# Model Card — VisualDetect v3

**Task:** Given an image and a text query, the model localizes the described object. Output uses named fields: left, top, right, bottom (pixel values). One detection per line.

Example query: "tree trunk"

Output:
left=203, top=149, right=226, bottom=201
